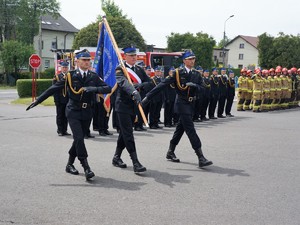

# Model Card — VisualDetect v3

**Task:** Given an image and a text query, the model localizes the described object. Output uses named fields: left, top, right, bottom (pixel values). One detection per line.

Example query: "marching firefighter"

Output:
left=142, top=50, right=212, bottom=168
left=26, top=50, right=112, bottom=180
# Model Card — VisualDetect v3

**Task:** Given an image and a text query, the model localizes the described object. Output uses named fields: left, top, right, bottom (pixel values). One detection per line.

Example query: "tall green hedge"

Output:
left=16, top=79, right=53, bottom=98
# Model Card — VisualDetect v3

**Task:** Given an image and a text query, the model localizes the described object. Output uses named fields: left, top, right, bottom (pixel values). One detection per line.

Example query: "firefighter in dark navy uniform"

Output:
left=149, top=66, right=164, bottom=129
left=53, top=61, right=71, bottom=136
left=200, top=69, right=211, bottom=121
left=217, top=68, right=228, bottom=118
left=111, top=45, right=148, bottom=173
left=142, top=50, right=213, bottom=168
left=26, top=50, right=112, bottom=180
left=208, top=68, right=220, bottom=119
left=164, top=66, right=176, bottom=127
left=225, top=70, right=235, bottom=117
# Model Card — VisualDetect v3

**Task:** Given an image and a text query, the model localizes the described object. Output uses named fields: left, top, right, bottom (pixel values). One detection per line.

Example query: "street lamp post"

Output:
left=222, top=15, right=234, bottom=68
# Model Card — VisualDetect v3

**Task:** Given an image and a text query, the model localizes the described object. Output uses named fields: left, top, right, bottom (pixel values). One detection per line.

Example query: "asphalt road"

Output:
left=0, top=92, right=299, bottom=225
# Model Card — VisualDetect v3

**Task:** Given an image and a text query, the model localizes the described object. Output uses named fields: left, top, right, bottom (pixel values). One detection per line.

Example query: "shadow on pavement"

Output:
left=50, top=176, right=147, bottom=191
left=129, top=168, right=192, bottom=188
left=171, top=162, right=250, bottom=177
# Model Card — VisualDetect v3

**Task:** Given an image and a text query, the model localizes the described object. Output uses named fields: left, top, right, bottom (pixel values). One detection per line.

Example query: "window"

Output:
left=239, top=43, right=244, bottom=49
left=239, top=54, right=244, bottom=60
left=51, top=41, right=57, bottom=49
left=214, top=55, right=217, bottom=61
left=41, top=41, right=44, bottom=50
left=219, top=52, right=225, bottom=57
left=238, top=64, right=243, bottom=69
left=45, top=60, right=50, bottom=69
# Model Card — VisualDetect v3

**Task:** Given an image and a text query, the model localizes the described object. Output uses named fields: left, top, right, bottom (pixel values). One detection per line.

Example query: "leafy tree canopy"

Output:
left=167, top=32, right=216, bottom=69
left=73, top=0, right=146, bottom=51
left=0, top=40, right=35, bottom=73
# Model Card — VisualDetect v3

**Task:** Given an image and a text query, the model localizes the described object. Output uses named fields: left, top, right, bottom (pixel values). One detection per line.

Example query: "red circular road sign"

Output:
left=29, top=54, right=41, bottom=69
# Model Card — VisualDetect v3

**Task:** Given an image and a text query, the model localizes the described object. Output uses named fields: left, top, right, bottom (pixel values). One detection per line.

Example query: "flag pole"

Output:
left=102, top=16, right=149, bottom=128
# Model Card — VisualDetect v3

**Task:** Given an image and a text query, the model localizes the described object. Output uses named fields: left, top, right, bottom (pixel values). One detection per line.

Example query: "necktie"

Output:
left=83, top=72, right=86, bottom=82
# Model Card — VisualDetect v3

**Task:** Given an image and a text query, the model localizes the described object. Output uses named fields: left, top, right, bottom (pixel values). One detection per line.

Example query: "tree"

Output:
left=73, top=0, right=146, bottom=51
left=0, top=0, right=60, bottom=44
left=257, top=33, right=274, bottom=68
left=167, top=32, right=216, bottom=69
left=258, top=32, right=300, bottom=68
left=0, top=40, right=35, bottom=74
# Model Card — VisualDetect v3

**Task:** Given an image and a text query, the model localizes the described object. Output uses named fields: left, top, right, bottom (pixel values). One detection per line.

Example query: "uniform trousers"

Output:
left=149, top=101, right=163, bottom=126
left=117, top=112, right=136, bottom=153
left=193, top=98, right=201, bottom=120
left=200, top=97, right=210, bottom=119
left=225, top=95, right=234, bottom=115
left=55, top=103, right=68, bottom=133
left=164, top=101, right=175, bottom=125
left=170, top=114, right=201, bottom=150
left=208, top=96, right=218, bottom=117
left=68, top=117, right=90, bottom=160
left=217, top=95, right=226, bottom=116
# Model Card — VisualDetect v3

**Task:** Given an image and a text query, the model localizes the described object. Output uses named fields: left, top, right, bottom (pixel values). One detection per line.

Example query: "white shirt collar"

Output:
left=185, top=66, right=191, bottom=73
left=78, top=68, right=88, bottom=77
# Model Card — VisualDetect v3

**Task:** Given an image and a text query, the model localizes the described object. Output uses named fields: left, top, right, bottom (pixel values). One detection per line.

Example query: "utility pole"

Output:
left=222, top=15, right=234, bottom=68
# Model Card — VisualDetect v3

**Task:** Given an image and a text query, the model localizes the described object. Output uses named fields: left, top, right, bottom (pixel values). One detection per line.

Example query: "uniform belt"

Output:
left=69, top=99, right=91, bottom=109
left=178, top=95, right=196, bottom=102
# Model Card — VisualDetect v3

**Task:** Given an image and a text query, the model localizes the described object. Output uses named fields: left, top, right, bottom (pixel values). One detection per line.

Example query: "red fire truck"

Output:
left=54, top=47, right=182, bottom=77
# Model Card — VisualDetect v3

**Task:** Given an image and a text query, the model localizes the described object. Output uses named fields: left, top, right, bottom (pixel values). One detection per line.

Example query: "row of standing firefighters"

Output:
left=237, top=67, right=300, bottom=112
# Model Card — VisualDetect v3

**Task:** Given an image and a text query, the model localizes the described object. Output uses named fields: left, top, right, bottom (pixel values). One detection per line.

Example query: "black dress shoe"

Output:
left=65, top=164, right=79, bottom=175
left=218, top=115, right=226, bottom=118
left=201, top=117, right=210, bottom=121
left=150, top=125, right=158, bottom=129
left=62, top=131, right=71, bottom=136
left=155, top=124, right=163, bottom=129
left=209, top=116, right=218, bottom=119
left=84, top=168, right=95, bottom=180
left=104, top=130, right=113, bottom=135
left=99, top=131, right=107, bottom=136
left=133, top=162, right=147, bottom=173
left=166, top=151, right=180, bottom=162
left=165, top=124, right=172, bottom=128
left=134, top=127, right=143, bottom=131
left=226, top=114, right=234, bottom=117
left=85, top=134, right=95, bottom=139
left=193, top=118, right=202, bottom=122
left=112, top=156, right=127, bottom=168
left=199, top=156, right=213, bottom=167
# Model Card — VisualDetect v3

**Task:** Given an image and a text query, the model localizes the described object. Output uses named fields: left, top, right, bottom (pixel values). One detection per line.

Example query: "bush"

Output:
left=41, top=68, right=55, bottom=79
left=16, top=79, right=53, bottom=97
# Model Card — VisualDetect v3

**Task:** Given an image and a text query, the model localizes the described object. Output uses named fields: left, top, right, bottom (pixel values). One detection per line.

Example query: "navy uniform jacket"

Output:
left=202, top=77, right=211, bottom=98
left=210, top=75, right=220, bottom=99
left=34, top=69, right=111, bottom=120
left=149, top=76, right=164, bottom=102
left=227, top=76, right=236, bottom=97
left=146, top=68, right=202, bottom=115
left=219, top=74, right=228, bottom=97
left=52, top=72, right=69, bottom=104
left=115, top=64, right=151, bottom=115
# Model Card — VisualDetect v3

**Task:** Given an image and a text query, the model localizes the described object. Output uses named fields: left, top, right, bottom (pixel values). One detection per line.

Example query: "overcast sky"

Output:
left=59, top=0, right=300, bottom=48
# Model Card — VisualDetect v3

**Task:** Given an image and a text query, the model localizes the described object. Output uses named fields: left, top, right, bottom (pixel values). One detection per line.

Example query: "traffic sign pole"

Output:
left=29, top=54, right=41, bottom=102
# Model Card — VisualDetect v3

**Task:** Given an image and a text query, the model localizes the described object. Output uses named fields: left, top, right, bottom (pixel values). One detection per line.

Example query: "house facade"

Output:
left=226, top=35, right=259, bottom=69
left=33, top=14, right=79, bottom=71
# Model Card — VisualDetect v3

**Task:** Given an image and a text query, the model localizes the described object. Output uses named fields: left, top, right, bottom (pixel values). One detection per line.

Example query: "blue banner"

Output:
left=93, top=22, right=119, bottom=88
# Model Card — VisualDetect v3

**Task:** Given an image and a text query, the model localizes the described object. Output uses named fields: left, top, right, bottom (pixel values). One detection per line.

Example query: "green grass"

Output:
left=12, top=96, right=55, bottom=106
left=0, top=85, right=16, bottom=89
